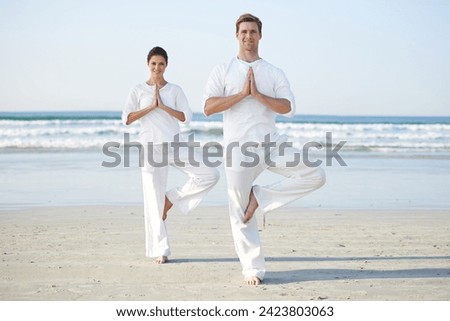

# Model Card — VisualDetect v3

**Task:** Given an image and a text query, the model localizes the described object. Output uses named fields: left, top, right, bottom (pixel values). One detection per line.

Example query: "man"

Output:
left=203, top=13, right=326, bottom=285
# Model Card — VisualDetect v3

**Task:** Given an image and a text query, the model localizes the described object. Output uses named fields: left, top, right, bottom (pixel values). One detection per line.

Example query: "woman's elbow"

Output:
left=125, top=115, right=135, bottom=125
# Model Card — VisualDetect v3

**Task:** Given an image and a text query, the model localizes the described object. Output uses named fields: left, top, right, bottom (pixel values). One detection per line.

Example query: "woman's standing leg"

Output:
left=141, top=144, right=170, bottom=260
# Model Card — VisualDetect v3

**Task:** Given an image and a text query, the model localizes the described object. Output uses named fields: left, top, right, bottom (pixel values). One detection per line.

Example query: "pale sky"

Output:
left=1, top=0, right=449, bottom=116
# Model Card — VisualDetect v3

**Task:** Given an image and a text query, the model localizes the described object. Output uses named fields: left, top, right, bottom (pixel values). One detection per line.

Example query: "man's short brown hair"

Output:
left=235, top=13, right=262, bottom=34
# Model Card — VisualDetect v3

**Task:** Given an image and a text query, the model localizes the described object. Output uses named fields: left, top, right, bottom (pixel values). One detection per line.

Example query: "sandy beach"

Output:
left=1, top=206, right=449, bottom=301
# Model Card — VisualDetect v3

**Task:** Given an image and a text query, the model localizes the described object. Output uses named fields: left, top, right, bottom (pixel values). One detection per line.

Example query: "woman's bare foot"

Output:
left=244, top=276, right=261, bottom=285
left=243, top=188, right=258, bottom=224
left=154, top=256, right=168, bottom=264
left=162, top=196, right=173, bottom=221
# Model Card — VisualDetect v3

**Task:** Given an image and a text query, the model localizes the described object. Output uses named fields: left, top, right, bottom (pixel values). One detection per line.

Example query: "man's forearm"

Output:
left=204, top=92, right=247, bottom=116
left=253, top=93, right=291, bottom=114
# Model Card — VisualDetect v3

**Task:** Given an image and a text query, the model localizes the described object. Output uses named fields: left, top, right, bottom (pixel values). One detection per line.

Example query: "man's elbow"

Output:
left=279, top=107, right=291, bottom=115
left=204, top=99, right=214, bottom=116
left=204, top=107, right=213, bottom=116
left=278, top=100, right=292, bottom=114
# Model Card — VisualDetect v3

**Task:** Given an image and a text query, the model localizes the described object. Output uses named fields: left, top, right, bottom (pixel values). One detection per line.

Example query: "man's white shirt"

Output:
left=203, top=57, right=296, bottom=145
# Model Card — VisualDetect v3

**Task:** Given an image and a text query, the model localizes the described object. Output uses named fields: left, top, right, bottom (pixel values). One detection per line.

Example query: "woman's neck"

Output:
left=146, top=77, right=167, bottom=87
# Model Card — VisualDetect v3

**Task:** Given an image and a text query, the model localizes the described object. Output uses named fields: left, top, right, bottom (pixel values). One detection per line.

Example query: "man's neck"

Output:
left=237, top=50, right=260, bottom=63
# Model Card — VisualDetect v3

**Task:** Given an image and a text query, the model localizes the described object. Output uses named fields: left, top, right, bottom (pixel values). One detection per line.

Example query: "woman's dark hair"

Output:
left=147, top=46, right=168, bottom=64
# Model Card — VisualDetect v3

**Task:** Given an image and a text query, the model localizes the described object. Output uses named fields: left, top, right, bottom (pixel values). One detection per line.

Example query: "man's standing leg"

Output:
left=225, top=147, right=266, bottom=283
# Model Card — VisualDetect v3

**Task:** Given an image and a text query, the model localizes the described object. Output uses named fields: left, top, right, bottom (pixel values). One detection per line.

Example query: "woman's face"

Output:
left=148, top=55, right=167, bottom=77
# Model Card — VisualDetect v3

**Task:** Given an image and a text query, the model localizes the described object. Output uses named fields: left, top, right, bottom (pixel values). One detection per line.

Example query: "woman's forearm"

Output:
left=125, top=106, right=155, bottom=125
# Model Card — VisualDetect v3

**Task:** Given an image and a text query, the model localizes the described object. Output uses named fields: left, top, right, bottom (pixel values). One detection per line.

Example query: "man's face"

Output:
left=236, top=21, right=261, bottom=51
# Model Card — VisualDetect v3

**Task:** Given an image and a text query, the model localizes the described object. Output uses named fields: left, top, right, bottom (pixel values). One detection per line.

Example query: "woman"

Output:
left=122, top=46, right=219, bottom=264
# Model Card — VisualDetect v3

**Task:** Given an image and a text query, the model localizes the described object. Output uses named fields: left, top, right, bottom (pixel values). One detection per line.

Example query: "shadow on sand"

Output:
left=170, top=255, right=450, bottom=284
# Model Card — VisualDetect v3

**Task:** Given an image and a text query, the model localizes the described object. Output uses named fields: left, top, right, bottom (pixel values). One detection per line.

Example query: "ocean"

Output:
left=1, top=111, right=450, bottom=210
left=1, top=111, right=450, bottom=155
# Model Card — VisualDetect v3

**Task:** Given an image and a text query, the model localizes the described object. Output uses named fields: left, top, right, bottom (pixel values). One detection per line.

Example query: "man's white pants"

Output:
left=141, top=144, right=219, bottom=258
left=225, top=138, right=326, bottom=280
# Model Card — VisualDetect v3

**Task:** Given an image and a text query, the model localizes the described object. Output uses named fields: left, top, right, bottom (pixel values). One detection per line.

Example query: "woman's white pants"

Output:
left=141, top=144, right=219, bottom=258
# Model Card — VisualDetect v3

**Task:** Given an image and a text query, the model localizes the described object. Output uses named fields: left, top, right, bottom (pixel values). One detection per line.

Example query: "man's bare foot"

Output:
left=154, top=256, right=168, bottom=264
left=244, top=276, right=261, bottom=285
left=162, top=196, right=173, bottom=221
left=243, top=188, right=258, bottom=224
